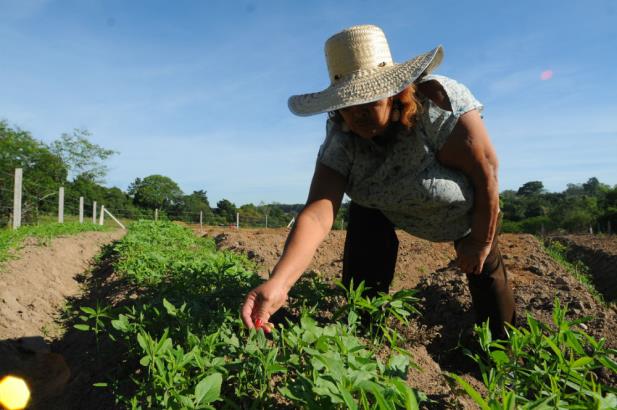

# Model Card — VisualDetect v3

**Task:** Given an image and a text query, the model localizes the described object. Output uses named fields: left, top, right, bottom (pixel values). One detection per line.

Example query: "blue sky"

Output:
left=1, top=0, right=616, bottom=206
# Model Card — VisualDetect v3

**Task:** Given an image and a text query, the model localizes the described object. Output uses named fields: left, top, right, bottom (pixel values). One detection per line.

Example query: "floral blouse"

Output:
left=317, top=74, right=484, bottom=242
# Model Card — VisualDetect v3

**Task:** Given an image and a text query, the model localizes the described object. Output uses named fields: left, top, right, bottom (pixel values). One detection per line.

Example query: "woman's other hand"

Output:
left=455, top=236, right=492, bottom=275
left=241, top=278, right=289, bottom=333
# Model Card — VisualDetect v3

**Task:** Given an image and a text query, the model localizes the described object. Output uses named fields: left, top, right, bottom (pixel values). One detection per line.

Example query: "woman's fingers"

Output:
left=241, top=287, right=276, bottom=332
left=456, top=254, right=481, bottom=275
left=241, top=291, right=257, bottom=328
left=242, top=280, right=288, bottom=333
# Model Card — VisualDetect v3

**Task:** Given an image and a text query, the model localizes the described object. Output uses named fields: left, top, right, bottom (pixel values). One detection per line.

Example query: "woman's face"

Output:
left=339, top=97, right=393, bottom=139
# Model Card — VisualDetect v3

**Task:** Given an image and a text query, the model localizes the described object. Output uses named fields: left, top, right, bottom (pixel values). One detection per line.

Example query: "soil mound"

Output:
left=0, top=230, right=124, bottom=407
left=551, top=234, right=617, bottom=302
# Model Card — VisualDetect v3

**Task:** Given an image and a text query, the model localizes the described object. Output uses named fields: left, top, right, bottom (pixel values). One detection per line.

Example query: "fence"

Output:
left=1, top=168, right=126, bottom=230
left=1, top=168, right=299, bottom=231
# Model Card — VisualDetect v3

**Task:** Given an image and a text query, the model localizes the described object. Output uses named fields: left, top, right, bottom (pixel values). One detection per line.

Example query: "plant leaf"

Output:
left=195, top=372, right=222, bottom=404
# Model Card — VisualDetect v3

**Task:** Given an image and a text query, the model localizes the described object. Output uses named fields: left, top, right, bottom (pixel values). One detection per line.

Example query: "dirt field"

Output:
left=198, top=226, right=617, bottom=406
left=0, top=226, right=615, bottom=408
left=551, top=234, right=617, bottom=303
left=0, top=230, right=125, bottom=406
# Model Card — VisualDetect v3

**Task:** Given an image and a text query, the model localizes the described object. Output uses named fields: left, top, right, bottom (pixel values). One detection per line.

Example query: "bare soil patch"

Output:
left=0, top=230, right=125, bottom=407
left=551, top=234, right=617, bottom=302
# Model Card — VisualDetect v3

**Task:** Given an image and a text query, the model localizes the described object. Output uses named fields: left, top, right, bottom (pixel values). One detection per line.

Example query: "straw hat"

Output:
left=288, top=25, right=443, bottom=116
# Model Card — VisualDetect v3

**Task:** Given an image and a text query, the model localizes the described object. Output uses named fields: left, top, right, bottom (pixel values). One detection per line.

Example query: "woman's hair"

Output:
left=396, top=84, right=422, bottom=129
left=328, top=84, right=423, bottom=130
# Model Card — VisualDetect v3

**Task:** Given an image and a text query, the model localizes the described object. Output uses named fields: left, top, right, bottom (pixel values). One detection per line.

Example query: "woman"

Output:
left=241, top=25, right=515, bottom=339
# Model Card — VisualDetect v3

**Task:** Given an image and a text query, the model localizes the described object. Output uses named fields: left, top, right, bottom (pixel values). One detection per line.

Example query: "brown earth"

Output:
left=198, top=226, right=617, bottom=408
left=550, top=234, right=617, bottom=303
left=1, top=226, right=616, bottom=409
left=0, top=230, right=125, bottom=407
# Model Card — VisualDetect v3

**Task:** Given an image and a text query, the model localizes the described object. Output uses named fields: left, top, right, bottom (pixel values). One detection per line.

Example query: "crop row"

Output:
left=75, top=221, right=424, bottom=409
left=75, top=221, right=617, bottom=409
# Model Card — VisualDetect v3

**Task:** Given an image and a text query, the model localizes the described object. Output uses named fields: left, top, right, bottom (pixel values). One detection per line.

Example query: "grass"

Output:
left=0, top=221, right=111, bottom=266
left=36, top=212, right=133, bottom=230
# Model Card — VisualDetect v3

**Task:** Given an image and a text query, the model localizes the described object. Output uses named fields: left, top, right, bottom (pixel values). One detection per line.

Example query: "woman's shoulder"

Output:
left=416, top=74, right=453, bottom=111
left=417, top=74, right=483, bottom=117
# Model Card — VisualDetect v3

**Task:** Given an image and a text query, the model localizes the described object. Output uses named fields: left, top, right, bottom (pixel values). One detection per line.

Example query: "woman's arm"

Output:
left=437, top=109, right=500, bottom=274
left=241, top=162, right=346, bottom=329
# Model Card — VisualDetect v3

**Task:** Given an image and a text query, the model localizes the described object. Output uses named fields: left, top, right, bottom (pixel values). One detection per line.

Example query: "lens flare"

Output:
left=0, top=376, right=30, bottom=410
left=540, top=70, right=553, bottom=81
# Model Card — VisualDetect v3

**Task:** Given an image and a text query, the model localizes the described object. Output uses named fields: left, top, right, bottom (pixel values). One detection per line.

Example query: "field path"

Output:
left=0, top=229, right=125, bottom=406
left=0, top=230, right=125, bottom=340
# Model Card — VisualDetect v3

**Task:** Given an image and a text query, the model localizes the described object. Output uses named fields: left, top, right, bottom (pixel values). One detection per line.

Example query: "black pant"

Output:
left=342, top=202, right=516, bottom=339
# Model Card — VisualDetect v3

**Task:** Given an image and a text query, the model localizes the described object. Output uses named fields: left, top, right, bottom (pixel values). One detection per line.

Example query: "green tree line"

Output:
left=500, top=179, right=617, bottom=234
left=3, top=119, right=613, bottom=233
left=0, top=120, right=304, bottom=228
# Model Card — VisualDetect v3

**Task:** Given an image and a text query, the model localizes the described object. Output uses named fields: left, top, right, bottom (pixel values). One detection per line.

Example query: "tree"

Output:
left=49, top=129, right=117, bottom=183
left=0, top=121, right=67, bottom=222
left=191, top=190, right=211, bottom=209
left=500, top=190, right=525, bottom=221
left=215, top=199, right=237, bottom=223
left=517, top=181, right=544, bottom=196
left=172, top=190, right=214, bottom=222
left=128, top=175, right=183, bottom=211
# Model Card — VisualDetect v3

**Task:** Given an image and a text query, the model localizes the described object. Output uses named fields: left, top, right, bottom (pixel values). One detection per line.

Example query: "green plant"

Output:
left=450, top=299, right=617, bottom=409
left=334, top=279, right=420, bottom=347
left=76, top=221, right=426, bottom=408
left=74, top=301, right=112, bottom=353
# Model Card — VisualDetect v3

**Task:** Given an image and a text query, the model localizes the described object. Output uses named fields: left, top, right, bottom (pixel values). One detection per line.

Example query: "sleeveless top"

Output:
left=316, top=74, right=483, bottom=242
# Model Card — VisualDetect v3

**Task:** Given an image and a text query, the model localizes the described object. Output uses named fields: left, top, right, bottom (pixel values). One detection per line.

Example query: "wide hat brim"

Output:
left=288, top=45, right=444, bottom=117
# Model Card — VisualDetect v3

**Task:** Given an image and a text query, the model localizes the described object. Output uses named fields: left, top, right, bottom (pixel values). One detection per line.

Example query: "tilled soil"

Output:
left=1, top=226, right=615, bottom=409
left=551, top=234, right=617, bottom=303
left=0, top=230, right=125, bottom=407
left=199, top=226, right=617, bottom=408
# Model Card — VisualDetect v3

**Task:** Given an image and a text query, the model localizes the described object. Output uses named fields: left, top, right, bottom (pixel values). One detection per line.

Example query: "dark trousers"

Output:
left=342, top=202, right=516, bottom=339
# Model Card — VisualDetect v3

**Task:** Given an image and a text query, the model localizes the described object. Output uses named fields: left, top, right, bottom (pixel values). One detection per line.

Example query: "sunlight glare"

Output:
left=0, top=376, right=31, bottom=410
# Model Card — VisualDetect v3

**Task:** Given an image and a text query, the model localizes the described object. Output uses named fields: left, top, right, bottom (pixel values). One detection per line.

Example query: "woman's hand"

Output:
left=240, top=163, right=345, bottom=332
left=455, top=236, right=492, bottom=275
left=241, top=278, right=289, bottom=333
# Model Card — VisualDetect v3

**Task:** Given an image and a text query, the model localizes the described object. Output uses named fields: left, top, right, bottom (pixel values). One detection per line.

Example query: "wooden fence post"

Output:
left=79, top=197, right=84, bottom=223
left=99, top=205, right=105, bottom=225
left=12, top=168, right=22, bottom=230
left=92, top=201, right=97, bottom=224
left=58, top=187, right=64, bottom=223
